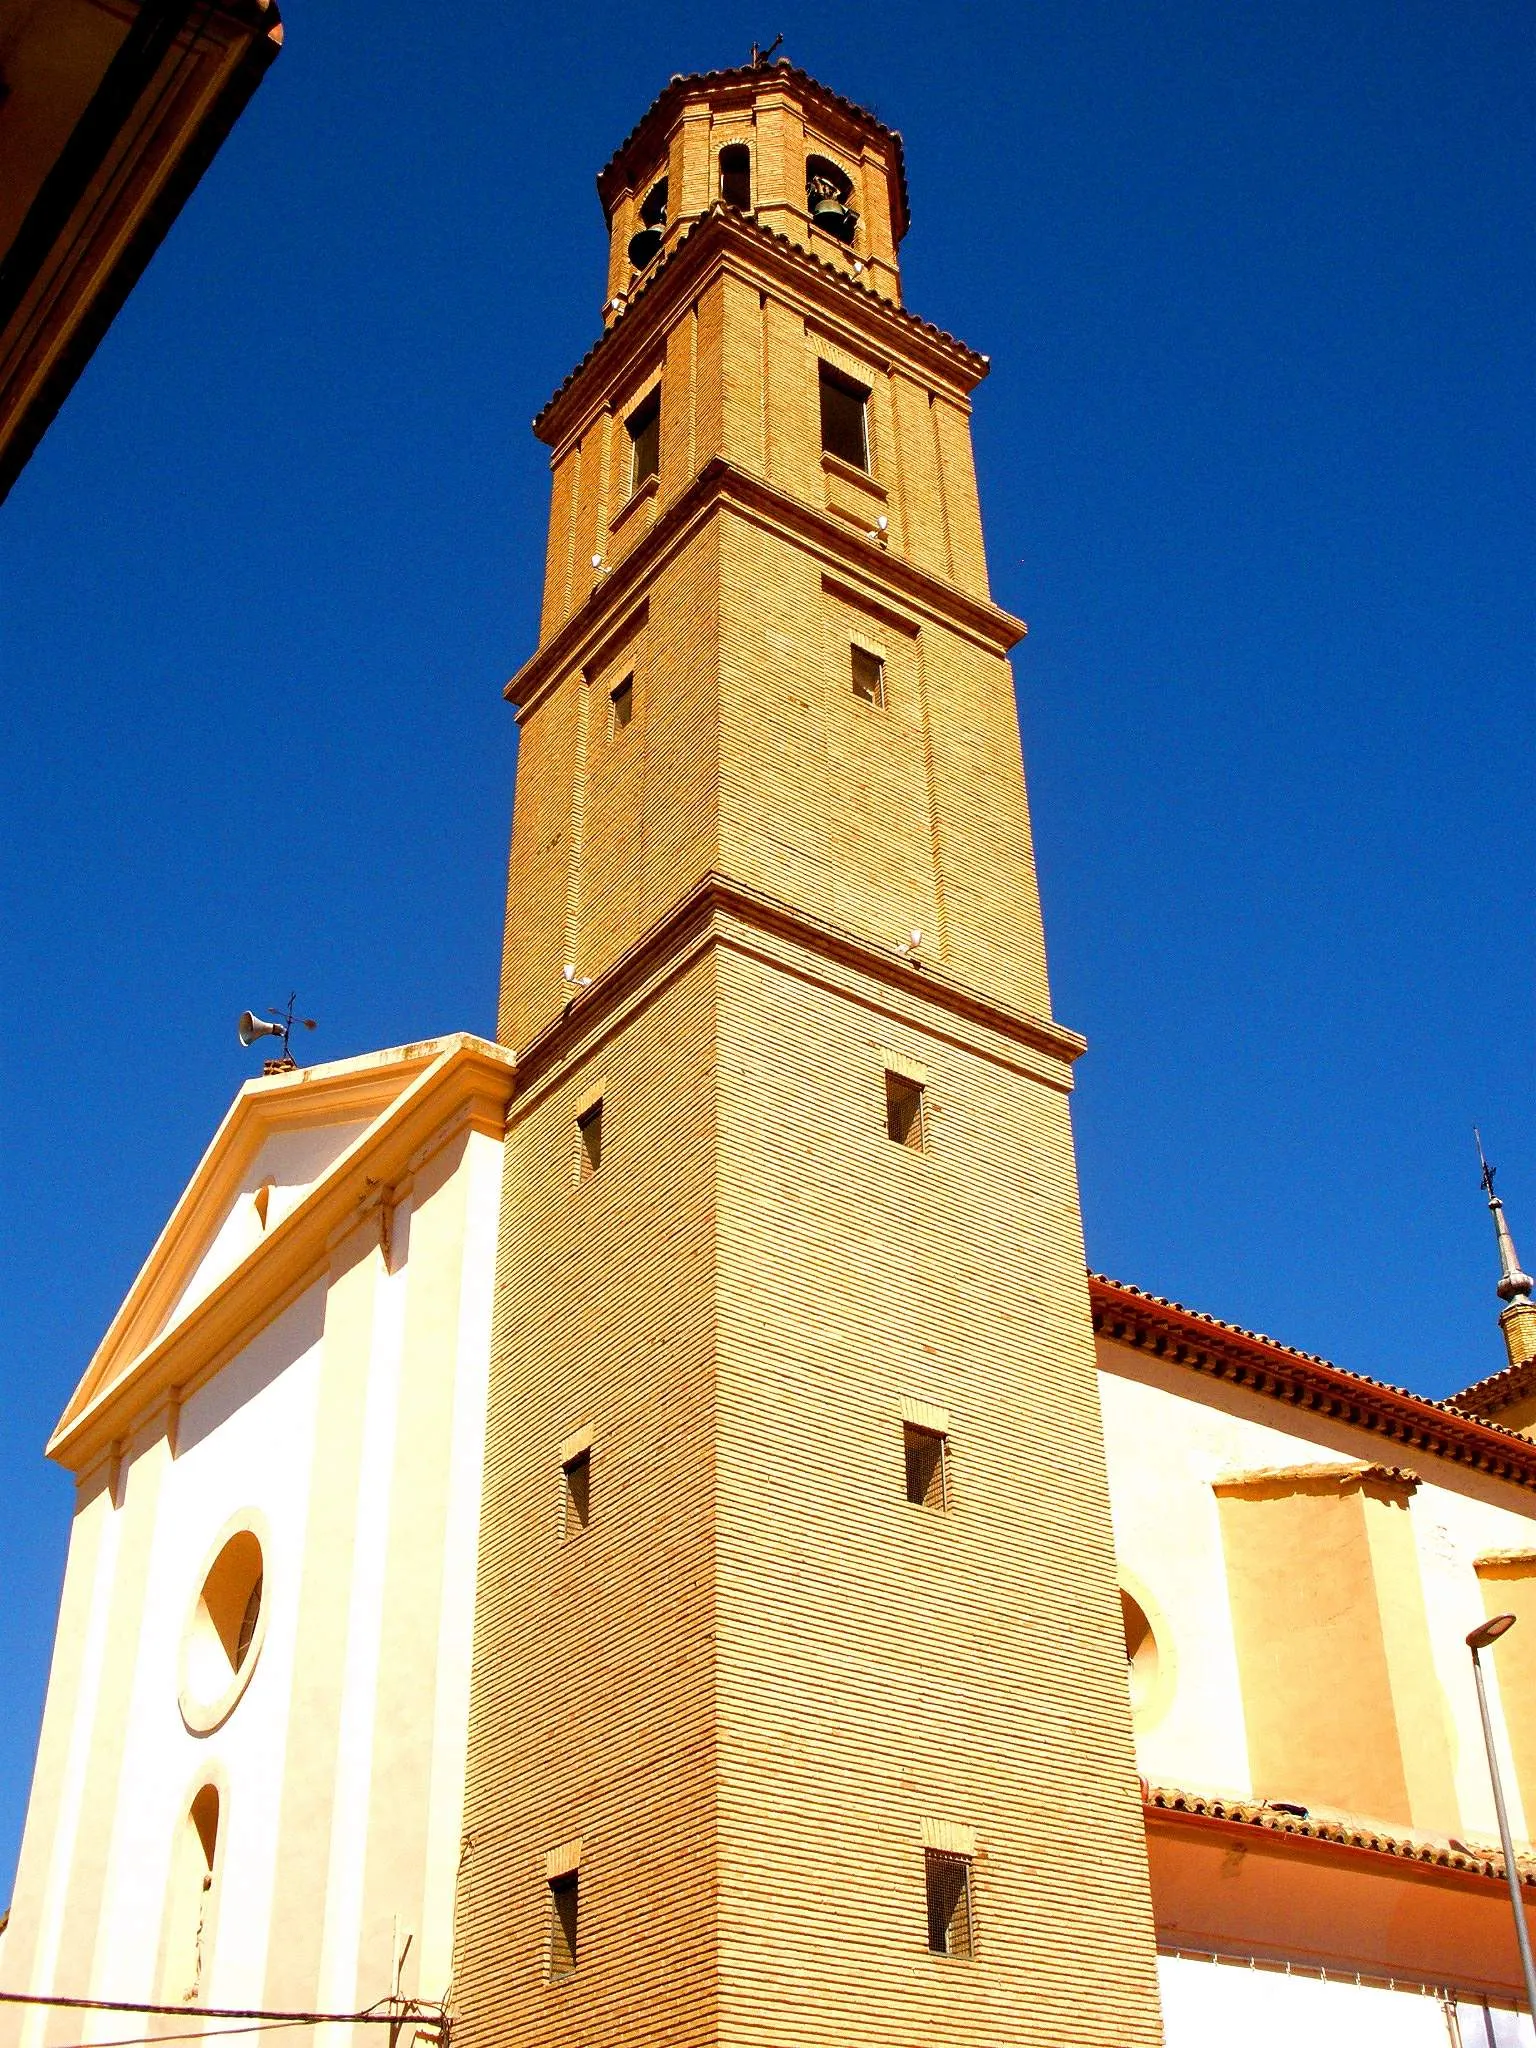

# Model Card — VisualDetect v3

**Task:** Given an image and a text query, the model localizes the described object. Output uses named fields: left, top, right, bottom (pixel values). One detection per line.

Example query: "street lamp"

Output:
left=1467, top=1612, right=1536, bottom=2027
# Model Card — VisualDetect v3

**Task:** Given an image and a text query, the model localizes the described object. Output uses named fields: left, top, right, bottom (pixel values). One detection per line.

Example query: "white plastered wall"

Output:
left=1157, top=1954, right=1522, bottom=2046
left=166, top=1119, right=373, bottom=1332
left=91, top=1282, right=328, bottom=2012
left=5, top=1109, right=506, bottom=2042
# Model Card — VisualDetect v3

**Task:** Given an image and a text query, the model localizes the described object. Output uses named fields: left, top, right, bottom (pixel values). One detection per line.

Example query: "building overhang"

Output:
left=1092, top=1273, right=1536, bottom=1494
left=0, top=0, right=283, bottom=504
left=1146, top=1784, right=1536, bottom=2003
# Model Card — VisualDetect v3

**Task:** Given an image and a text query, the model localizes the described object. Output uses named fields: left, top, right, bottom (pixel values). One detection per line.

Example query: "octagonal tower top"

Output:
left=595, top=60, right=910, bottom=320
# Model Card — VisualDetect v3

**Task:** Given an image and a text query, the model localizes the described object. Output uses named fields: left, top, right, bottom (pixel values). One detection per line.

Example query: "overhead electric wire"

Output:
left=0, top=1993, right=418, bottom=2025
left=41, top=2015, right=333, bottom=2048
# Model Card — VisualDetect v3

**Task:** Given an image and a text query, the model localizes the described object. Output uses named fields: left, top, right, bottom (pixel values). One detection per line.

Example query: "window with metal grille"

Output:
left=563, top=1448, right=591, bottom=1537
left=548, top=1871, right=578, bottom=1975
left=610, top=673, right=633, bottom=735
left=234, top=1574, right=264, bottom=1665
left=578, top=1098, right=603, bottom=1179
left=819, top=361, right=869, bottom=469
left=924, top=1851, right=973, bottom=1957
left=719, top=143, right=751, bottom=209
left=903, top=1424, right=947, bottom=1509
left=886, top=1072, right=925, bottom=1150
left=851, top=644, right=885, bottom=706
left=627, top=389, right=660, bottom=492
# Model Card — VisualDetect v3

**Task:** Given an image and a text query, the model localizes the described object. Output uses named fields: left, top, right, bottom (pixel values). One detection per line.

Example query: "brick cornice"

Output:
left=534, top=205, right=985, bottom=449
left=595, top=64, right=911, bottom=239
left=507, top=454, right=1024, bottom=722
left=1448, top=1354, right=1536, bottom=1423
left=1092, top=1274, right=1536, bottom=1493
left=512, top=871, right=1083, bottom=1107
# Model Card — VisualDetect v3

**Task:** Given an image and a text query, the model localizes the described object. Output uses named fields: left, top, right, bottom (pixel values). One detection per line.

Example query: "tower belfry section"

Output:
left=463, top=60, right=1163, bottom=2047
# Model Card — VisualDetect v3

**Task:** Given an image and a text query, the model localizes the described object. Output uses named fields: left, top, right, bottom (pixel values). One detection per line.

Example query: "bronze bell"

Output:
left=808, top=187, right=858, bottom=244
left=628, top=222, right=664, bottom=270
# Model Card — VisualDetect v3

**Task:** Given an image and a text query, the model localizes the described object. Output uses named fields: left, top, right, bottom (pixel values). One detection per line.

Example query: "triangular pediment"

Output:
left=51, top=1035, right=516, bottom=1472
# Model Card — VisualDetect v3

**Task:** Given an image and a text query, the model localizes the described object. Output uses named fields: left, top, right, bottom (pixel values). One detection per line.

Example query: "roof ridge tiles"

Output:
left=1145, top=1782, right=1536, bottom=1885
left=1447, top=1356, right=1536, bottom=1419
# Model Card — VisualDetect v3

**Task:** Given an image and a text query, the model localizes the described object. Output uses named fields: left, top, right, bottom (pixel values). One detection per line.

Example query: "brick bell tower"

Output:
left=457, top=60, right=1164, bottom=2047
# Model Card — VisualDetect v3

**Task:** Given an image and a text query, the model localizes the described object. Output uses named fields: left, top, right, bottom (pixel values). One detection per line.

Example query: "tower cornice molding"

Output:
left=535, top=206, right=986, bottom=451
left=509, top=870, right=1084, bottom=1119
left=595, top=62, right=911, bottom=240
left=508, top=454, right=1025, bottom=722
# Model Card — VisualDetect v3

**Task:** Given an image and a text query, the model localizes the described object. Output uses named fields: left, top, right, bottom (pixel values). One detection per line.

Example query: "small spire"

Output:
left=1477, top=1129, right=1535, bottom=1305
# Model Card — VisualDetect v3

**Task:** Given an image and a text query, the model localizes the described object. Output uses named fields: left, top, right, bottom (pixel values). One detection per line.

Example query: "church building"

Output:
left=3, top=58, right=1535, bottom=2048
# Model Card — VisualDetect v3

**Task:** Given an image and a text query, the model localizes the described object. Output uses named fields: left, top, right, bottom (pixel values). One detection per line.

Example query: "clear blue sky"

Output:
left=1, top=0, right=1530, bottom=1902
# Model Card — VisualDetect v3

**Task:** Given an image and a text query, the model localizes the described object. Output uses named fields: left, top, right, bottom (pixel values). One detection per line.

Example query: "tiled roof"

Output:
left=595, top=61, right=910, bottom=239
left=1448, top=1355, right=1536, bottom=1422
left=1090, top=1272, right=1536, bottom=1492
left=1145, top=1783, right=1536, bottom=1887
left=532, top=205, right=987, bottom=441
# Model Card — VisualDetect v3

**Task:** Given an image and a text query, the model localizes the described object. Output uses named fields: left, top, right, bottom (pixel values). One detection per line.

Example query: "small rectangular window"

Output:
left=627, top=389, right=660, bottom=492
left=610, top=673, right=634, bottom=733
left=563, top=1448, right=591, bottom=1537
left=851, top=644, right=885, bottom=706
left=819, top=362, right=869, bottom=470
left=903, top=1424, right=947, bottom=1509
left=548, top=1871, right=579, bottom=1975
left=578, top=1098, right=603, bottom=1179
left=886, top=1072, right=924, bottom=1150
left=925, top=1851, right=973, bottom=1958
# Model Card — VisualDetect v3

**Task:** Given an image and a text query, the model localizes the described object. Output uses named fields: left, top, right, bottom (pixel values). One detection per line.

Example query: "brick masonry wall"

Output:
left=457, top=950, right=722, bottom=2048
left=464, top=67, right=1164, bottom=2048
left=711, top=936, right=1161, bottom=2045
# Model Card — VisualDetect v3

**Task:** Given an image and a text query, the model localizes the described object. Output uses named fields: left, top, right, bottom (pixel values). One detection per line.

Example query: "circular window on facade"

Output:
left=179, top=1526, right=267, bottom=1734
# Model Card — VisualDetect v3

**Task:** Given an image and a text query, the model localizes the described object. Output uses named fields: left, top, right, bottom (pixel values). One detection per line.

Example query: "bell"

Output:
left=627, top=222, right=664, bottom=270
left=809, top=192, right=858, bottom=244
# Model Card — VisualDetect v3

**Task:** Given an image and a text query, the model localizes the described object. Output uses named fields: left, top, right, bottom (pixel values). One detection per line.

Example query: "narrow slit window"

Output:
left=563, top=1448, right=591, bottom=1537
left=578, top=1098, right=603, bottom=1179
left=886, top=1072, right=925, bottom=1150
left=851, top=645, right=885, bottom=706
left=925, top=1850, right=973, bottom=1957
left=903, top=1424, right=947, bottom=1509
left=610, top=673, right=634, bottom=734
left=627, top=389, right=660, bottom=493
left=819, top=362, right=869, bottom=470
left=719, top=143, right=751, bottom=210
left=548, top=1871, right=579, bottom=1975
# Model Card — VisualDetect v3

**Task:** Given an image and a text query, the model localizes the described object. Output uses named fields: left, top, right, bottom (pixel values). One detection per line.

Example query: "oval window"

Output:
left=180, top=1528, right=266, bottom=1733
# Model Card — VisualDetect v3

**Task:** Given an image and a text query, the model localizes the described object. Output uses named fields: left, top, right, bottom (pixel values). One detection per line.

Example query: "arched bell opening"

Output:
left=627, top=177, right=668, bottom=271
left=719, top=144, right=751, bottom=211
left=806, top=153, right=858, bottom=244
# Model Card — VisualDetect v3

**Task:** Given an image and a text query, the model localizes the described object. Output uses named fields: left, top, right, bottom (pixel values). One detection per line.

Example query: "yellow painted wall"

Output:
left=1217, top=1479, right=1416, bottom=1822
left=1476, top=1556, right=1536, bottom=1835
